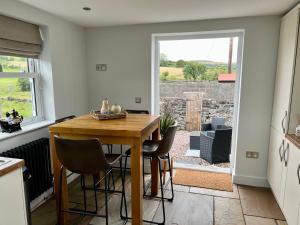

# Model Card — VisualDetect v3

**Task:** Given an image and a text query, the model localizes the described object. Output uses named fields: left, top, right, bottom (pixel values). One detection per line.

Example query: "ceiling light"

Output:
left=83, top=7, right=91, bottom=11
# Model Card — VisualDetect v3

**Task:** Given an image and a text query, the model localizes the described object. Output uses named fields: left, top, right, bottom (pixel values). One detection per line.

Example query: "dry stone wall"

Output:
left=160, top=81, right=235, bottom=130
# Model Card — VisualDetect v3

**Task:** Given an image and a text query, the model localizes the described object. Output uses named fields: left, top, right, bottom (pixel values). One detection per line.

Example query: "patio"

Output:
left=169, top=130, right=230, bottom=170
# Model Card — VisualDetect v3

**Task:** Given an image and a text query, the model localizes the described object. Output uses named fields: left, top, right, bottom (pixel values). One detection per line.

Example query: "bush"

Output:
left=161, top=71, right=169, bottom=80
left=17, top=78, right=30, bottom=92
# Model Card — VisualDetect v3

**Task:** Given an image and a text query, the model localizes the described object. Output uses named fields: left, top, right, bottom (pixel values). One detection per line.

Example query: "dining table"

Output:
left=49, top=113, right=160, bottom=225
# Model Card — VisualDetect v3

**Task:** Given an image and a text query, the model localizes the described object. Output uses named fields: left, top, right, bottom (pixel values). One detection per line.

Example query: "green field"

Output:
left=0, top=56, right=33, bottom=118
left=0, top=78, right=33, bottom=118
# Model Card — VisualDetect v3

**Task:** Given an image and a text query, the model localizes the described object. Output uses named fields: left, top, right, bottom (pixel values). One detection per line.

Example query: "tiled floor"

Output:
left=32, top=173, right=287, bottom=225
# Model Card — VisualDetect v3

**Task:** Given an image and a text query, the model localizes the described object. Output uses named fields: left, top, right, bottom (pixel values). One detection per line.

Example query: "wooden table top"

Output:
left=49, top=114, right=160, bottom=137
left=286, top=133, right=300, bottom=149
left=0, top=157, right=24, bottom=177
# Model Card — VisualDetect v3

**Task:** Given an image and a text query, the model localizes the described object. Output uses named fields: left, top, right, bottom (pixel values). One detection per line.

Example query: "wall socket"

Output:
left=96, top=64, right=107, bottom=71
left=246, top=151, right=259, bottom=159
left=135, top=97, right=141, bottom=104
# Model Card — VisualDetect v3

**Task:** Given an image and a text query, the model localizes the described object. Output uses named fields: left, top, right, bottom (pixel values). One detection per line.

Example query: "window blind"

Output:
left=0, top=15, right=42, bottom=58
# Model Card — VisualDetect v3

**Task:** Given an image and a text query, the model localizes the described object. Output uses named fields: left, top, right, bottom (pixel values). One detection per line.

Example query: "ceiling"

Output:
left=18, top=0, right=298, bottom=27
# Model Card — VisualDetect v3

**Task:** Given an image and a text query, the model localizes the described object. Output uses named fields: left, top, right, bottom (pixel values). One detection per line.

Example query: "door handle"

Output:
left=283, top=143, right=289, bottom=167
left=279, top=140, right=284, bottom=162
left=281, top=111, right=288, bottom=133
left=297, top=164, right=300, bottom=185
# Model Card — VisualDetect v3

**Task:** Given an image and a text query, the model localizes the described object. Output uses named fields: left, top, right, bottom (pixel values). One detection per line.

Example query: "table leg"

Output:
left=131, top=138, right=143, bottom=225
left=151, top=126, right=160, bottom=196
left=50, top=133, right=69, bottom=225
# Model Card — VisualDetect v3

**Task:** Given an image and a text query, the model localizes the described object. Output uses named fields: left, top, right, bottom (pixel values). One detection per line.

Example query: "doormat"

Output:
left=173, top=168, right=233, bottom=192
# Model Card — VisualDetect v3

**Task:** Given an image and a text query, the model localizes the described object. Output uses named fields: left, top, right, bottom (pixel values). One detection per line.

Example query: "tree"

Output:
left=202, top=65, right=227, bottom=81
left=183, top=62, right=207, bottom=81
left=0, top=64, right=2, bottom=72
left=160, top=53, right=168, bottom=67
left=176, top=59, right=186, bottom=68
left=17, top=78, right=30, bottom=92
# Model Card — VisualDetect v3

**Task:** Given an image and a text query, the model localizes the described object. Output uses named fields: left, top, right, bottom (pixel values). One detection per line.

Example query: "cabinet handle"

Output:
left=281, top=111, right=288, bottom=133
left=283, top=143, right=289, bottom=167
left=279, top=140, right=285, bottom=162
left=297, top=165, right=300, bottom=185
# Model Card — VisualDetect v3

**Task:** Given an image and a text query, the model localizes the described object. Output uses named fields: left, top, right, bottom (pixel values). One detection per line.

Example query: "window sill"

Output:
left=0, top=120, right=54, bottom=141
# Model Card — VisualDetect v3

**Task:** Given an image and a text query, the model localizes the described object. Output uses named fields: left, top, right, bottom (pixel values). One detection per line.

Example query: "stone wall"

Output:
left=160, top=81, right=235, bottom=102
left=160, top=81, right=235, bottom=130
left=160, top=97, right=186, bottom=130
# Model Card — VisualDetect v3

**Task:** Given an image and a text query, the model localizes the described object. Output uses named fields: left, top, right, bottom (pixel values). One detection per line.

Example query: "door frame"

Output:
left=151, top=30, right=245, bottom=174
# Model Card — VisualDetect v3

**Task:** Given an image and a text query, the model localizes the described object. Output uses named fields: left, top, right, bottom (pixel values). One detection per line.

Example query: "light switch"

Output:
left=135, top=97, right=141, bottom=104
left=96, top=64, right=107, bottom=71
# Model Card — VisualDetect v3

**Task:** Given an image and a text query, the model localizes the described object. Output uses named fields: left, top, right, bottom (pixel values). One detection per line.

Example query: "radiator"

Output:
left=0, top=138, right=53, bottom=201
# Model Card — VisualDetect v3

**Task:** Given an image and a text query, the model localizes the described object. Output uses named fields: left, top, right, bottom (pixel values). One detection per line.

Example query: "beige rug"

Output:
left=173, top=168, right=233, bottom=192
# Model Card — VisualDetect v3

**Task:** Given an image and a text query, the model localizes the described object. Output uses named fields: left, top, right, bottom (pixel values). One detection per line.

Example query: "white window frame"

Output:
left=0, top=58, right=44, bottom=125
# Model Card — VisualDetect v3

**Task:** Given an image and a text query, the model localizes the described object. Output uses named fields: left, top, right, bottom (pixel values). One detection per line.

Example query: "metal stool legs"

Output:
left=120, top=154, right=171, bottom=225
left=57, top=159, right=128, bottom=225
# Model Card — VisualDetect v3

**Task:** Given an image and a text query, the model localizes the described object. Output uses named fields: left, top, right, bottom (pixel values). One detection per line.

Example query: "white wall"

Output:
left=0, top=1, right=281, bottom=186
left=0, top=0, right=88, bottom=152
left=86, top=16, right=281, bottom=186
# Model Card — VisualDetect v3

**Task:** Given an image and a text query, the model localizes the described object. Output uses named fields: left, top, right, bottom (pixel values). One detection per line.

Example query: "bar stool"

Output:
left=54, top=136, right=128, bottom=225
left=121, top=121, right=177, bottom=225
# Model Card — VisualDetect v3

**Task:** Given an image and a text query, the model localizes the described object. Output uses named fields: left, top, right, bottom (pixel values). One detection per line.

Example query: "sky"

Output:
left=159, top=37, right=238, bottom=63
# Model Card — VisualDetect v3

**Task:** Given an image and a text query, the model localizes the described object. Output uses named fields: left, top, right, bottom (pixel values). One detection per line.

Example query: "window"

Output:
left=0, top=55, right=43, bottom=124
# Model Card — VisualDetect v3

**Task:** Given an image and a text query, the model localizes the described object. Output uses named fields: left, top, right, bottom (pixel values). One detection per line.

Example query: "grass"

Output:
left=0, top=78, right=33, bottom=118
left=160, top=67, right=185, bottom=80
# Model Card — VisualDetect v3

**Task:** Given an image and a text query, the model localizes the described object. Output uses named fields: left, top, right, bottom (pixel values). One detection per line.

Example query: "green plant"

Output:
left=17, top=78, right=30, bottom=92
left=162, top=71, right=169, bottom=80
left=183, top=62, right=207, bottom=81
left=176, top=59, right=186, bottom=68
left=160, top=112, right=175, bottom=137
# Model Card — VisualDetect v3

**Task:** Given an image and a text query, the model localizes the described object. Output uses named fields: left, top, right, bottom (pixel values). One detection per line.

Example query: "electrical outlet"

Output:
left=96, top=64, right=107, bottom=71
left=246, top=151, right=259, bottom=159
left=135, top=97, right=141, bottom=104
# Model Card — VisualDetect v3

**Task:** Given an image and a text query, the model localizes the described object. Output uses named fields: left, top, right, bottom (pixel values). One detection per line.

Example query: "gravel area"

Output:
left=169, top=130, right=230, bottom=168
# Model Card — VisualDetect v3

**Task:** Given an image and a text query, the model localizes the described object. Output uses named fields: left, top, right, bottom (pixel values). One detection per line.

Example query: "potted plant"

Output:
left=160, top=113, right=175, bottom=137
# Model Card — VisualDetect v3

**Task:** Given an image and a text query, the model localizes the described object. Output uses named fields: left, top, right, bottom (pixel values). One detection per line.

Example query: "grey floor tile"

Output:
left=214, top=197, right=245, bottom=225
left=244, top=215, right=276, bottom=225
left=153, top=191, right=213, bottom=225
left=276, top=220, right=288, bottom=225
left=190, top=184, right=239, bottom=199
left=238, top=186, right=285, bottom=220
left=89, top=193, right=159, bottom=225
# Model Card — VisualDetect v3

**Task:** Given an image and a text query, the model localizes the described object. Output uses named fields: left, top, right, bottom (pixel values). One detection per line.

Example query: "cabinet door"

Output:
left=283, top=142, right=300, bottom=225
left=267, top=128, right=285, bottom=205
left=271, top=9, right=299, bottom=134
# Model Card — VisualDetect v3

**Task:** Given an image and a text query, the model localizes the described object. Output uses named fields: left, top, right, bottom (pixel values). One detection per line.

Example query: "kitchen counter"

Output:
left=286, top=134, right=300, bottom=149
left=0, top=157, right=24, bottom=177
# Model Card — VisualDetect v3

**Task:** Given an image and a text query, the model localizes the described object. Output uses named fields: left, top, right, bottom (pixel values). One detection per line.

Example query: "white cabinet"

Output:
left=271, top=9, right=299, bottom=134
left=0, top=167, right=28, bottom=225
left=268, top=6, right=300, bottom=225
left=283, top=141, right=300, bottom=225
left=267, top=128, right=286, bottom=205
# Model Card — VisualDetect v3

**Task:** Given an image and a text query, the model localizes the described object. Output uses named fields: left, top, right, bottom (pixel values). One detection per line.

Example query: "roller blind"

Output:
left=0, top=15, right=42, bottom=58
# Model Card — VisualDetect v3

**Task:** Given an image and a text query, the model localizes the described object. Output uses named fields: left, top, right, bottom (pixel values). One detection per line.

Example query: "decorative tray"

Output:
left=90, top=110, right=127, bottom=120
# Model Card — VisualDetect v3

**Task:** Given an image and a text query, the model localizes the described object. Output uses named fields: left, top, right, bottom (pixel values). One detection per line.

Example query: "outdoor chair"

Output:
left=199, top=128, right=232, bottom=164
left=201, top=117, right=225, bottom=131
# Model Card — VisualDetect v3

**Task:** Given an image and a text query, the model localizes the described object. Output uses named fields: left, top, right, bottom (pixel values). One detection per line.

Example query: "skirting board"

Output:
left=233, top=173, right=270, bottom=188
